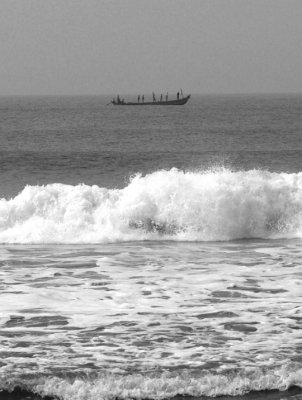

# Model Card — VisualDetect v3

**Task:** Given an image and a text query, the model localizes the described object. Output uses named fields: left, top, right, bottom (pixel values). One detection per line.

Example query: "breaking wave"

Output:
left=1, top=364, right=302, bottom=400
left=1, top=168, right=302, bottom=243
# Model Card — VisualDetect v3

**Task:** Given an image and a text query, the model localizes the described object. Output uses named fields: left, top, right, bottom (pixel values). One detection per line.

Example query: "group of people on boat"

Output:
left=139, top=90, right=183, bottom=103
left=112, top=90, right=184, bottom=104
left=111, top=90, right=185, bottom=105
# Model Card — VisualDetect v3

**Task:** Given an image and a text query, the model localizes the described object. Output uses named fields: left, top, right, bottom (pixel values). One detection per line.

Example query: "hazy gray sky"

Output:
left=1, top=0, right=301, bottom=95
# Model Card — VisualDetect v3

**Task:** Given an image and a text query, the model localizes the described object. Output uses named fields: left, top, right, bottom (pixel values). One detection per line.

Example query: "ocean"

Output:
left=0, top=94, right=302, bottom=400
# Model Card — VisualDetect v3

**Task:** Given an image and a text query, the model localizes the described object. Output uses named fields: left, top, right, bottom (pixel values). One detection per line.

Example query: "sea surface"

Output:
left=0, top=94, right=302, bottom=400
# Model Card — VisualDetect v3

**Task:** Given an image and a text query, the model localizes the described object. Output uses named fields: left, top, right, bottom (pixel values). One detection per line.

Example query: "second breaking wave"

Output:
left=1, top=364, right=302, bottom=400
left=0, top=168, right=302, bottom=243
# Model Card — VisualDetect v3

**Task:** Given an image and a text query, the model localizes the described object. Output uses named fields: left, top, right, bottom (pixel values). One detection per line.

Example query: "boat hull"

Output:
left=112, top=95, right=191, bottom=106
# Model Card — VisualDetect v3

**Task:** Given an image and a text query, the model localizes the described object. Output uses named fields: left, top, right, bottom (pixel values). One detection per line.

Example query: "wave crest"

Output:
left=1, top=168, right=302, bottom=243
left=1, top=364, right=302, bottom=400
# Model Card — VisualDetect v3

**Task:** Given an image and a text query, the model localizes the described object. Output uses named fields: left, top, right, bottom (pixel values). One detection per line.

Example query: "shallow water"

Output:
left=1, top=240, right=302, bottom=399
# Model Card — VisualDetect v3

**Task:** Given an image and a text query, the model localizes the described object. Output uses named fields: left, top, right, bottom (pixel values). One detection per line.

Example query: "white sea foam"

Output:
left=1, top=168, right=302, bottom=243
left=1, top=364, right=302, bottom=400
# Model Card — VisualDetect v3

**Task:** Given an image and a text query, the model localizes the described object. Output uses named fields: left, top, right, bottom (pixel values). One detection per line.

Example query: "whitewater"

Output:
left=1, top=168, right=302, bottom=243
left=1, top=237, right=302, bottom=400
left=1, top=94, right=302, bottom=400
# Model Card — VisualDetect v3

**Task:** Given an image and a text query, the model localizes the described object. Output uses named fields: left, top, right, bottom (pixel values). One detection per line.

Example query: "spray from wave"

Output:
left=0, top=168, right=302, bottom=243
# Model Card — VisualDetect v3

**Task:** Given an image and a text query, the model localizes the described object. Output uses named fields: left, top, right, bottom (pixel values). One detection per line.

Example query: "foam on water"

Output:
left=1, top=364, right=302, bottom=400
left=1, top=242, right=301, bottom=377
left=0, top=168, right=302, bottom=243
left=1, top=240, right=302, bottom=399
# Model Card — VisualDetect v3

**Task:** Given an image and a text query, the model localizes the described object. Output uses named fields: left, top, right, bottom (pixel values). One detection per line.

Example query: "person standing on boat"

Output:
left=152, top=92, right=156, bottom=102
left=138, top=95, right=140, bottom=103
left=177, top=92, right=180, bottom=100
left=160, top=94, right=163, bottom=102
left=166, top=92, right=168, bottom=102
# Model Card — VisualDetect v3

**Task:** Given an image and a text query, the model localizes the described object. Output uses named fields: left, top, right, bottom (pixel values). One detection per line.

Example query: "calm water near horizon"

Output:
left=0, top=94, right=302, bottom=400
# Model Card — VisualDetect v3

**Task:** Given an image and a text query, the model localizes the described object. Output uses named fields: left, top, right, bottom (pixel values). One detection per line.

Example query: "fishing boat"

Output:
left=110, top=94, right=191, bottom=106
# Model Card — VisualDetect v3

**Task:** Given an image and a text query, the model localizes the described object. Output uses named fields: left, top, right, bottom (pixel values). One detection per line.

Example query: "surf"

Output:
left=1, top=364, right=302, bottom=400
left=0, top=168, right=302, bottom=243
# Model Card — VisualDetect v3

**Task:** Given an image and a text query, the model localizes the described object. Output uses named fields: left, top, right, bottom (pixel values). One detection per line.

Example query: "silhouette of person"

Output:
left=160, top=94, right=163, bottom=102
left=166, top=92, right=168, bottom=102
left=177, top=92, right=180, bottom=100
left=152, top=92, right=156, bottom=102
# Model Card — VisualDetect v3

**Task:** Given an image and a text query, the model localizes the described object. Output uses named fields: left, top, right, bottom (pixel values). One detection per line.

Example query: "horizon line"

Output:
left=0, top=91, right=302, bottom=97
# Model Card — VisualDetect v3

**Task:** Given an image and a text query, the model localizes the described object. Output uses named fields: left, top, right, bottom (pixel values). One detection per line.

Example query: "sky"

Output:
left=0, top=0, right=301, bottom=95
